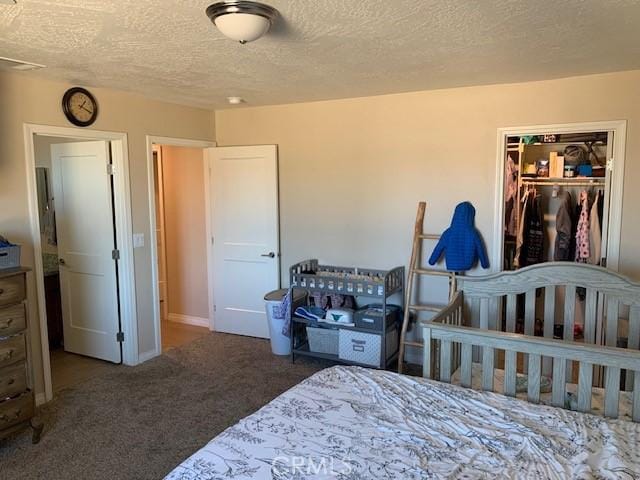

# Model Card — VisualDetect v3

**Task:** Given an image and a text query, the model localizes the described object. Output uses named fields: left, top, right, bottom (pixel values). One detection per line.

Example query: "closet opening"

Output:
left=495, top=121, right=627, bottom=387
left=503, top=131, right=611, bottom=272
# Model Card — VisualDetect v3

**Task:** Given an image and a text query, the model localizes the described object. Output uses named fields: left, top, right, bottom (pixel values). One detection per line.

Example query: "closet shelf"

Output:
left=520, top=177, right=605, bottom=187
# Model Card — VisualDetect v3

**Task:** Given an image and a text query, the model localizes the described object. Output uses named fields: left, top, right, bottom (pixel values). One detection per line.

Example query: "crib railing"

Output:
left=422, top=263, right=640, bottom=422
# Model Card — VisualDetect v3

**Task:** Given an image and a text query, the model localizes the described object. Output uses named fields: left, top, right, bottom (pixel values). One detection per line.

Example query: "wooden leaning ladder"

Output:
left=398, top=202, right=458, bottom=374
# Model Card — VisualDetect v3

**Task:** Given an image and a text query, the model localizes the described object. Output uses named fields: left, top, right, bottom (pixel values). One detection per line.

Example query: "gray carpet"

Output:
left=0, top=333, right=328, bottom=480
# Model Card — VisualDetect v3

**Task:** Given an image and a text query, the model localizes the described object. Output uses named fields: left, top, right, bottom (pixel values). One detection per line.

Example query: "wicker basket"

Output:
left=0, top=245, right=20, bottom=270
left=306, top=326, right=339, bottom=356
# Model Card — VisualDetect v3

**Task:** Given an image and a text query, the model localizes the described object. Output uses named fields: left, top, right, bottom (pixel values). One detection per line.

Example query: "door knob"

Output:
left=58, top=258, right=66, bottom=265
left=261, top=252, right=276, bottom=258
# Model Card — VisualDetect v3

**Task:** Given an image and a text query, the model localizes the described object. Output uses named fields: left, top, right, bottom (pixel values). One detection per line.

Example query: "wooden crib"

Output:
left=422, top=262, right=640, bottom=421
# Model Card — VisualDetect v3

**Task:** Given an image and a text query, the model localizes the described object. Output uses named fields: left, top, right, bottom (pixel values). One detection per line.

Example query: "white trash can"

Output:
left=264, top=288, right=307, bottom=355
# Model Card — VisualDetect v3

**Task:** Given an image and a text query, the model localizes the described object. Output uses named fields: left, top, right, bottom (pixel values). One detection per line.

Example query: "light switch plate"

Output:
left=133, top=233, right=145, bottom=248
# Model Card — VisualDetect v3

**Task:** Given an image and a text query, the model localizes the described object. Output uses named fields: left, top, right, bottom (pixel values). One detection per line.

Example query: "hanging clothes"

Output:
left=589, top=192, right=602, bottom=265
left=523, top=193, right=544, bottom=266
left=597, top=190, right=604, bottom=227
left=554, top=191, right=574, bottom=261
left=513, top=189, right=530, bottom=269
left=504, top=155, right=518, bottom=237
left=514, top=190, right=544, bottom=268
left=575, top=190, right=591, bottom=263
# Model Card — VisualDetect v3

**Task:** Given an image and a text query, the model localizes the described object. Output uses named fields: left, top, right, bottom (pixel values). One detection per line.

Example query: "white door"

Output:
left=51, top=141, right=121, bottom=363
left=207, top=145, right=279, bottom=338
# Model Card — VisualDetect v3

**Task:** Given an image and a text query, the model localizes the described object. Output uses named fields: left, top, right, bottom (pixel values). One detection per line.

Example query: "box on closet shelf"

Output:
left=548, top=152, right=566, bottom=178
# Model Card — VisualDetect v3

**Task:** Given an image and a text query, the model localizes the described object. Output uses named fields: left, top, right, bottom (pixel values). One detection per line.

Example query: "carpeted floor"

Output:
left=0, top=333, right=328, bottom=480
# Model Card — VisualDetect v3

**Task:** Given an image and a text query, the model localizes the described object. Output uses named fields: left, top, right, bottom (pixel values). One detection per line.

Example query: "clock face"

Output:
left=62, top=87, right=98, bottom=127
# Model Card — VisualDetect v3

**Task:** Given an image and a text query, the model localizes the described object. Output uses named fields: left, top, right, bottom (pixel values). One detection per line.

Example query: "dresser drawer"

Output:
left=0, top=392, right=33, bottom=430
left=0, top=362, right=27, bottom=400
left=0, top=304, right=26, bottom=336
left=0, top=275, right=26, bottom=307
left=0, top=334, right=26, bottom=369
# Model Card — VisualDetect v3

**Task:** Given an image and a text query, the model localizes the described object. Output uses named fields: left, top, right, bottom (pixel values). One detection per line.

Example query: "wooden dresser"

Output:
left=0, top=268, right=43, bottom=444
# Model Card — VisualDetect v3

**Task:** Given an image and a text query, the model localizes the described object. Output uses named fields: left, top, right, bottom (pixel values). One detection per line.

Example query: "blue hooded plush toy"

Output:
left=428, top=202, right=489, bottom=272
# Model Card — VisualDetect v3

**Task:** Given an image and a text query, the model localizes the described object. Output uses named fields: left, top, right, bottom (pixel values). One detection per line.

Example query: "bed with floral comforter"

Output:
left=166, top=366, right=639, bottom=479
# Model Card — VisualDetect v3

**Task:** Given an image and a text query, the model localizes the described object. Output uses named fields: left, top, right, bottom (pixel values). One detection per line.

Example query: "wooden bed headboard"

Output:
left=422, top=262, right=640, bottom=422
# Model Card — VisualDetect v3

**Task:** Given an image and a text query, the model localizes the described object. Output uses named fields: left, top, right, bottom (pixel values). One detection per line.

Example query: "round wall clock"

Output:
left=62, top=87, right=98, bottom=127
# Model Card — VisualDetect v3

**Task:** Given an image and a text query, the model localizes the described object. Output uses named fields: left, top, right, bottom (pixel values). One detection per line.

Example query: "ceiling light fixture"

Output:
left=227, top=96, right=245, bottom=105
left=206, top=1, right=278, bottom=44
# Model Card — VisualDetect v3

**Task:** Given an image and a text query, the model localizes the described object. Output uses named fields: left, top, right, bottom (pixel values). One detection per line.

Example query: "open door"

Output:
left=207, top=145, right=279, bottom=338
left=51, top=141, right=122, bottom=363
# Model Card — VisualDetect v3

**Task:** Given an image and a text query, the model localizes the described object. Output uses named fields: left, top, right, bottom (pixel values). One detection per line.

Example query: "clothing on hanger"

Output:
left=504, top=155, right=518, bottom=237
left=513, top=189, right=530, bottom=268
left=575, top=190, right=591, bottom=263
left=589, top=192, right=602, bottom=265
left=597, top=190, right=604, bottom=227
left=523, top=193, right=544, bottom=266
left=514, top=188, right=544, bottom=268
left=554, top=191, right=574, bottom=261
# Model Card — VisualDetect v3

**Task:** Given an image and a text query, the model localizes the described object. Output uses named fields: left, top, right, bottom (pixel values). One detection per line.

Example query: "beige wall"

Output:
left=0, top=71, right=214, bottom=397
left=215, top=70, right=640, bottom=286
left=161, top=146, right=209, bottom=320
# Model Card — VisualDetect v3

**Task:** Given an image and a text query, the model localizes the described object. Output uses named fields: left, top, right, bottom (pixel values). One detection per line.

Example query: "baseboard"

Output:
left=138, top=349, right=159, bottom=364
left=167, top=313, right=210, bottom=328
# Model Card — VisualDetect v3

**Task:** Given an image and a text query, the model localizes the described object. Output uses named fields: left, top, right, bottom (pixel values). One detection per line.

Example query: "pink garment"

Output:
left=575, top=190, right=590, bottom=263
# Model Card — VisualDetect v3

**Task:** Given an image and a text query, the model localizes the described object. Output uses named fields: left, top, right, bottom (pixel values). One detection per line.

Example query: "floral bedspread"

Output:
left=166, top=366, right=640, bottom=479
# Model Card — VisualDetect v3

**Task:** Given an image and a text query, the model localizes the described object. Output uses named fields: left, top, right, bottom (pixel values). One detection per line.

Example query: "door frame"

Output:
left=492, top=120, right=627, bottom=273
left=23, top=123, right=137, bottom=404
left=145, top=136, right=216, bottom=361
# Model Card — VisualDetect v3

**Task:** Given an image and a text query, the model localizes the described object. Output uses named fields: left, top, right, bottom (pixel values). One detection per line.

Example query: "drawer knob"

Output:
left=0, top=410, right=21, bottom=422
left=7, top=378, right=15, bottom=385
left=0, top=349, right=15, bottom=361
left=0, top=289, right=4, bottom=295
left=0, top=318, right=13, bottom=329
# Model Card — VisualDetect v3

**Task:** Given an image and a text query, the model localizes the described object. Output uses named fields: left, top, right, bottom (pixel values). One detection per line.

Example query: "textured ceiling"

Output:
left=1, top=0, right=640, bottom=108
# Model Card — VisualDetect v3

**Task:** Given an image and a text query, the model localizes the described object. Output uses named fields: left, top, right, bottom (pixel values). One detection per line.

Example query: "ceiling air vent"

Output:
left=0, top=56, right=45, bottom=71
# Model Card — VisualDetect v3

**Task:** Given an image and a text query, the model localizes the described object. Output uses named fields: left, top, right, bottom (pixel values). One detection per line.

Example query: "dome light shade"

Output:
left=206, top=1, right=278, bottom=44
left=215, top=13, right=270, bottom=43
